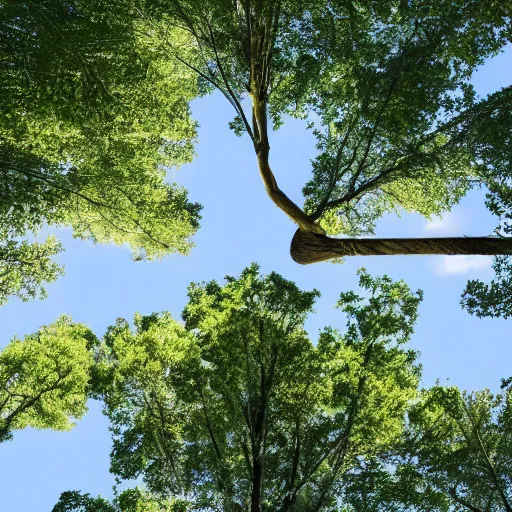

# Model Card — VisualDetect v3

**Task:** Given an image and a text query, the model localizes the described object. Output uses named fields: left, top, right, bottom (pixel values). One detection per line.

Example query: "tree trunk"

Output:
left=251, top=457, right=264, bottom=512
left=290, top=229, right=512, bottom=264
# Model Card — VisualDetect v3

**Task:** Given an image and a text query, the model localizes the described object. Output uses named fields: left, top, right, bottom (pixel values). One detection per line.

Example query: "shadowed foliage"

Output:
left=0, top=0, right=202, bottom=304
left=343, top=384, right=512, bottom=512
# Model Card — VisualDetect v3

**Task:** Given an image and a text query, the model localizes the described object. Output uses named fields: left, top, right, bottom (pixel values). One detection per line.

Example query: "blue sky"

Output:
left=0, top=46, right=511, bottom=512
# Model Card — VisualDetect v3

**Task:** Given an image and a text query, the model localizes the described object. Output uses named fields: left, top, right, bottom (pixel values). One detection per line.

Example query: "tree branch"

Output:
left=0, top=161, right=107, bottom=208
left=204, top=15, right=255, bottom=142
left=291, top=230, right=512, bottom=264
left=449, top=487, right=484, bottom=512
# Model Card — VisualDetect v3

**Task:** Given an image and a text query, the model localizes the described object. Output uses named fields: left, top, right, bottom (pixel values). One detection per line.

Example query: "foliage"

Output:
left=408, top=385, right=512, bottom=512
left=0, top=0, right=202, bottom=304
left=0, top=235, right=63, bottom=305
left=0, top=316, right=95, bottom=443
left=462, top=256, right=512, bottom=319
left=115, top=0, right=512, bottom=238
left=87, top=265, right=422, bottom=511
left=334, top=381, right=512, bottom=512
left=459, top=78, right=512, bottom=318
left=52, top=491, right=117, bottom=512
left=353, top=385, right=512, bottom=512
left=52, top=488, right=188, bottom=512
left=2, top=1, right=511, bottom=300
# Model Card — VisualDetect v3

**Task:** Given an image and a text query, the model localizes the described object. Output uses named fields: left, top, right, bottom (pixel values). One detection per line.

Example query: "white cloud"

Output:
left=424, top=212, right=459, bottom=234
left=433, top=255, right=492, bottom=275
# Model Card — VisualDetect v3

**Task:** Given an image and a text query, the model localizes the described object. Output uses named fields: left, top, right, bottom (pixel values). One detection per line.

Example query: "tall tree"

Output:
left=86, top=0, right=512, bottom=263
left=82, top=265, right=422, bottom=511
left=0, top=316, right=95, bottom=443
left=0, top=0, right=201, bottom=304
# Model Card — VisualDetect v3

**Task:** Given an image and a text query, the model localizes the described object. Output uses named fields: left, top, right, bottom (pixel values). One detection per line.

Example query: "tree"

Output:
left=461, top=166, right=512, bottom=318
left=0, top=236, right=63, bottom=306
left=350, top=384, right=512, bottom=512
left=462, top=256, right=512, bottom=319
left=0, top=316, right=95, bottom=443
left=51, top=0, right=512, bottom=263
left=79, top=265, right=423, bottom=511
left=410, top=385, right=512, bottom=512
left=0, top=0, right=202, bottom=303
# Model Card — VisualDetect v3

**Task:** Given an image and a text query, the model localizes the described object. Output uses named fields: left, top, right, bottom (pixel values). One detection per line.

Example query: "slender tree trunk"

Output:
left=253, top=97, right=324, bottom=235
left=251, top=457, right=264, bottom=512
left=290, top=228, right=512, bottom=264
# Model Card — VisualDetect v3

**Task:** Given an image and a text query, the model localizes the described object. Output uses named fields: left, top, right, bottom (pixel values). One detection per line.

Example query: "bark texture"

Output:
left=290, top=229, right=512, bottom=264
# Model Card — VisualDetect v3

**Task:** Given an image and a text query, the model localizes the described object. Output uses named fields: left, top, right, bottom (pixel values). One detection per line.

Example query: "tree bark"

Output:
left=290, top=229, right=512, bottom=264
left=252, top=97, right=325, bottom=235
left=251, top=457, right=264, bottom=512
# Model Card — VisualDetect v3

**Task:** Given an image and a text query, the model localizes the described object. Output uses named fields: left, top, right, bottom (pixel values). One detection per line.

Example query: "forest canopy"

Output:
left=1, top=0, right=202, bottom=303
left=2, top=2, right=512, bottom=510
left=1, top=0, right=512, bottom=305
left=41, top=265, right=512, bottom=512
left=0, top=316, right=95, bottom=443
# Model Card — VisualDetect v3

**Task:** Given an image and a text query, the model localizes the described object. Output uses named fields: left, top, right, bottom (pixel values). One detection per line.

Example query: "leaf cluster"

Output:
left=0, top=0, right=203, bottom=303
left=0, top=316, right=95, bottom=442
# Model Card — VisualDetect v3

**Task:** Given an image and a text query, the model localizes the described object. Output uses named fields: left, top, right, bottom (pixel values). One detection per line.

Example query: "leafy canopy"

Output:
left=85, top=265, right=422, bottom=511
left=118, top=0, right=512, bottom=247
left=0, top=0, right=202, bottom=303
left=0, top=235, right=63, bottom=306
left=3, top=1, right=512, bottom=302
left=52, top=488, right=187, bottom=512
left=462, top=256, right=512, bottom=319
left=407, top=385, right=512, bottom=512
left=0, top=316, right=95, bottom=443
left=351, top=384, right=512, bottom=512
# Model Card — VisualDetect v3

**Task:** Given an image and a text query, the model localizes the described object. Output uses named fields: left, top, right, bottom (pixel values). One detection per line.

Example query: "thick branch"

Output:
left=290, top=229, right=512, bottom=264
